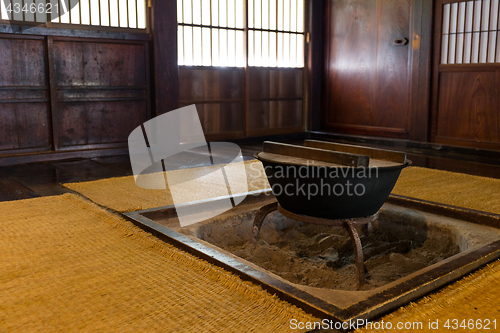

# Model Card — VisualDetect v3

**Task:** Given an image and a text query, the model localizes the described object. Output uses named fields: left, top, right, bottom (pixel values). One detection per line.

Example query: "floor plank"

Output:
left=3, top=163, right=76, bottom=185
left=0, top=170, right=40, bottom=202
left=408, top=154, right=500, bottom=179
left=92, top=156, right=133, bottom=175
left=52, top=160, right=130, bottom=182
left=1, top=163, right=77, bottom=197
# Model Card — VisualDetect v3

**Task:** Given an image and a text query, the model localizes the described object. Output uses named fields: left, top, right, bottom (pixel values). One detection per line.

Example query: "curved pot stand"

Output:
left=251, top=200, right=379, bottom=286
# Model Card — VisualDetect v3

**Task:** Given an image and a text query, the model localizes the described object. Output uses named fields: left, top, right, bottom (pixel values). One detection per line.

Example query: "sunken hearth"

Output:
left=193, top=208, right=460, bottom=291
left=125, top=192, right=500, bottom=325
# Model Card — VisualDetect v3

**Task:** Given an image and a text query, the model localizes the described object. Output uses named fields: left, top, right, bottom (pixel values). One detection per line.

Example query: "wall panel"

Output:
left=0, top=0, right=178, bottom=166
left=248, top=67, right=303, bottom=134
left=0, top=36, right=51, bottom=154
left=56, top=100, right=147, bottom=147
left=179, top=67, right=245, bottom=138
left=53, top=41, right=147, bottom=87
left=0, top=33, right=151, bottom=162
left=435, top=70, right=500, bottom=145
left=52, top=39, right=149, bottom=150
left=179, top=67, right=244, bottom=102
left=0, top=38, right=47, bottom=86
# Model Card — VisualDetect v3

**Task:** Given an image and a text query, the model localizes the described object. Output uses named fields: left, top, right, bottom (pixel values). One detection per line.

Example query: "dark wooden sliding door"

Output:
left=321, top=0, right=432, bottom=141
left=322, top=0, right=411, bottom=138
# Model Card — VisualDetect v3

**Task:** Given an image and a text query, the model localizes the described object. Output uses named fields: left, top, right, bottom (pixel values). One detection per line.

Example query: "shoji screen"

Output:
left=177, top=0, right=306, bottom=140
left=177, top=0, right=305, bottom=68
left=0, top=0, right=147, bottom=29
left=441, top=0, right=500, bottom=64
left=248, top=0, right=304, bottom=67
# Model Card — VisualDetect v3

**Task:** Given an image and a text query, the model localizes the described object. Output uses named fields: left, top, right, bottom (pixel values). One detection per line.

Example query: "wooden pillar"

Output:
left=151, top=0, right=179, bottom=115
left=305, top=0, right=324, bottom=132
left=408, top=0, right=433, bottom=142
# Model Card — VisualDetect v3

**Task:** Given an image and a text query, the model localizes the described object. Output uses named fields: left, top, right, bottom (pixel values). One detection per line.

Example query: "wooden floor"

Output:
left=0, top=139, right=498, bottom=203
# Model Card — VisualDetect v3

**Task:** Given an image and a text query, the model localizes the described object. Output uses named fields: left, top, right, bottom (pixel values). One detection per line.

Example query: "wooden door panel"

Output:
left=274, top=100, right=303, bottom=128
left=57, top=103, right=86, bottom=146
left=0, top=30, right=153, bottom=163
left=326, top=0, right=378, bottom=127
left=10, top=103, right=50, bottom=149
left=217, top=103, right=245, bottom=133
left=249, top=101, right=270, bottom=130
left=192, top=102, right=245, bottom=135
left=275, top=69, right=303, bottom=99
left=249, top=69, right=271, bottom=99
left=52, top=41, right=84, bottom=86
left=179, top=67, right=245, bottom=137
left=375, top=0, right=410, bottom=129
left=249, top=99, right=303, bottom=130
left=323, top=0, right=411, bottom=138
left=85, top=101, right=147, bottom=144
left=250, top=68, right=303, bottom=99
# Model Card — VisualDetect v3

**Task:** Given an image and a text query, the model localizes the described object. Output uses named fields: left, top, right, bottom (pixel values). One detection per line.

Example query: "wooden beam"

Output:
left=244, top=0, right=250, bottom=137
left=304, top=140, right=407, bottom=164
left=0, top=148, right=130, bottom=166
left=152, top=0, right=179, bottom=115
left=408, top=0, right=433, bottom=142
left=262, top=141, right=370, bottom=167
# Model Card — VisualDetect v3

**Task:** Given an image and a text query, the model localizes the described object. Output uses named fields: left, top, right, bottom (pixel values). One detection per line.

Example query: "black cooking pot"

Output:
left=255, top=153, right=411, bottom=220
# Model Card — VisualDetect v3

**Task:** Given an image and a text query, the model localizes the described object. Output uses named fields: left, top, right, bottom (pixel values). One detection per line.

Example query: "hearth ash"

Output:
left=196, top=210, right=460, bottom=291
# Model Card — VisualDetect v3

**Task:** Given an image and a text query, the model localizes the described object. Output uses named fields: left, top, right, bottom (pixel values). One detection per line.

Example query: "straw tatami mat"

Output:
left=63, top=160, right=270, bottom=212
left=0, top=194, right=316, bottom=332
left=392, top=166, right=500, bottom=214
left=356, top=259, right=500, bottom=332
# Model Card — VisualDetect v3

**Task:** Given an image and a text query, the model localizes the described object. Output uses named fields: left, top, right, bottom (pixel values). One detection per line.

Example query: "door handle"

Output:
left=392, top=38, right=408, bottom=46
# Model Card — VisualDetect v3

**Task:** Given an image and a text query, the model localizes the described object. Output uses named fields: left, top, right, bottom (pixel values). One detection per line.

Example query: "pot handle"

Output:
left=403, top=160, right=413, bottom=168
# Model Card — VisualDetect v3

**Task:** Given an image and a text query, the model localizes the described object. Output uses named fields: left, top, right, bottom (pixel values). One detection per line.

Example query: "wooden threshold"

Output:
left=0, top=147, right=129, bottom=166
